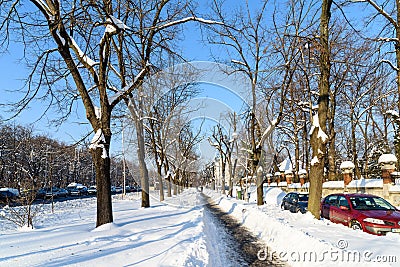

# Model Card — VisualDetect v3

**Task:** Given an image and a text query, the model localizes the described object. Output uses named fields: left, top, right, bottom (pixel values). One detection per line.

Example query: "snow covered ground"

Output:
left=1, top=187, right=400, bottom=267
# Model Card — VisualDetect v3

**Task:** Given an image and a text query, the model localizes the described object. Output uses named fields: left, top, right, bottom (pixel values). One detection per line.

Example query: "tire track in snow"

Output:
left=202, top=194, right=286, bottom=266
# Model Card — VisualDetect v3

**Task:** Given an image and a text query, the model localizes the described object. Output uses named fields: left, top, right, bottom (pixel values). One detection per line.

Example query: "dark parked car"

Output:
left=281, top=192, right=309, bottom=214
left=70, top=186, right=88, bottom=196
left=45, top=187, right=64, bottom=199
left=321, top=193, right=400, bottom=235
left=36, top=188, right=48, bottom=199
left=57, top=188, right=68, bottom=198
left=0, top=190, right=18, bottom=204
left=87, top=186, right=97, bottom=195
left=131, top=185, right=142, bottom=192
left=115, top=186, right=123, bottom=194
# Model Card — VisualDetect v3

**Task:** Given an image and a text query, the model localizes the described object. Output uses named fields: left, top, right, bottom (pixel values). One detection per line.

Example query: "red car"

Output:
left=320, top=193, right=400, bottom=235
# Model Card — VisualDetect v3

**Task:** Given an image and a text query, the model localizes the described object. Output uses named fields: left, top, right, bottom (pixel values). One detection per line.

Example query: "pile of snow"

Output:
left=0, top=191, right=209, bottom=266
left=204, top=188, right=400, bottom=267
left=347, top=178, right=383, bottom=188
left=1, top=187, right=400, bottom=266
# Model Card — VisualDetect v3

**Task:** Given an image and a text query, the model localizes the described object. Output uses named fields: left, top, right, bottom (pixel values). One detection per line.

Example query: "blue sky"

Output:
left=0, top=17, right=248, bottom=163
left=0, top=1, right=371, bottom=162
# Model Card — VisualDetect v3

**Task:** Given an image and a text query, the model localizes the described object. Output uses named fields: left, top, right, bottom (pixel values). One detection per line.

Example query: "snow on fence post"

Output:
left=284, top=170, right=293, bottom=185
left=340, top=161, right=355, bottom=191
left=378, top=154, right=397, bottom=198
left=298, top=169, right=307, bottom=188
left=378, top=154, right=397, bottom=184
left=274, top=171, right=281, bottom=186
left=266, top=173, right=272, bottom=186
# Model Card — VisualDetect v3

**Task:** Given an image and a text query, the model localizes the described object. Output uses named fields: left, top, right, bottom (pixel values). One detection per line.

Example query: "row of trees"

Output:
left=201, top=0, right=400, bottom=216
left=2, top=0, right=400, bottom=226
left=0, top=122, right=136, bottom=191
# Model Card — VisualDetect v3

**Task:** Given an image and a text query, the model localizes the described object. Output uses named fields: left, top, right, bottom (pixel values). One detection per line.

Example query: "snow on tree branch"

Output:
left=109, top=65, right=149, bottom=107
left=94, top=106, right=101, bottom=120
left=387, top=110, right=400, bottom=118
left=69, top=37, right=97, bottom=67
left=89, top=129, right=108, bottom=159
left=377, top=37, right=399, bottom=43
left=156, top=16, right=223, bottom=32
left=309, top=113, right=328, bottom=143
left=380, top=59, right=399, bottom=71
left=231, top=59, right=247, bottom=66
left=105, top=15, right=130, bottom=34
left=257, top=118, right=278, bottom=148
left=362, top=0, right=397, bottom=27
left=31, top=0, right=53, bottom=18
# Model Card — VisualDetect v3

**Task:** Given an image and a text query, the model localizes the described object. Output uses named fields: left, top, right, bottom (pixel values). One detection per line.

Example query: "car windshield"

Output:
left=349, top=196, right=397, bottom=211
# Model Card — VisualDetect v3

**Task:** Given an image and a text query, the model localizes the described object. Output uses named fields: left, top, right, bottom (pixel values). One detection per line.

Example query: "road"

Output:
left=202, top=194, right=287, bottom=266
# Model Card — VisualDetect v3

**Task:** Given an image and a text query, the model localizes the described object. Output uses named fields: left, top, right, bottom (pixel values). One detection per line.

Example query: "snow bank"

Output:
left=204, top=188, right=400, bottom=267
left=0, top=190, right=209, bottom=266
left=320, top=178, right=383, bottom=188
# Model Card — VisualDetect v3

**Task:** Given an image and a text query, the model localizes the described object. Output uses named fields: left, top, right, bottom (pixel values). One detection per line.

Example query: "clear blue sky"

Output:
left=0, top=17, right=248, bottom=163
left=0, top=2, right=370, bottom=161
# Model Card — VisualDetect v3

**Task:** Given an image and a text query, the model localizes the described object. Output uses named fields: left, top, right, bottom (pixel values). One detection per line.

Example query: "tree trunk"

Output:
left=135, top=119, right=150, bottom=208
left=156, top=163, right=164, bottom=201
left=167, top=176, right=172, bottom=197
left=164, top=163, right=172, bottom=197
left=327, top=92, right=337, bottom=181
left=158, top=173, right=165, bottom=202
left=173, top=171, right=178, bottom=195
left=228, top=160, right=233, bottom=197
left=295, top=134, right=300, bottom=183
left=327, top=134, right=336, bottom=181
left=221, top=158, right=226, bottom=195
left=395, top=2, right=400, bottom=169
left=254, top=146, right=263, bottom=206
left=92, top=146, right=113, bottom=227
left=351, top=109, right=361, bottom=179
left=257, top=167, right=264, bottom=206
left=308, top=0, right=332, bottom=219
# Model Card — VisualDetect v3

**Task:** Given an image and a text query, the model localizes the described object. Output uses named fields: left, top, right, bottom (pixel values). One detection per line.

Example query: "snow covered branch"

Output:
left=69, top=37, right=97, bottom=68
left=109, top=65, right=150, bottom=107
left=379, top=59, right=399, bottom=71
left=363, top=0, right=397, bottom=27
left=231, top=59, right=247, bottom=66
left=309, top=113, right=329, bottom=143
left=105, top=15, right=130, bottom=34
left=155, top=16, right=223, bottom=32
left=377, top=37, right=399, bottom=43
left=256, top=118, right=278, bottom=148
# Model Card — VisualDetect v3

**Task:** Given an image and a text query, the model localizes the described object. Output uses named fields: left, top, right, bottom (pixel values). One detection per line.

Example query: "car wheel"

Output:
left=351, top=221, right=362, bottom=230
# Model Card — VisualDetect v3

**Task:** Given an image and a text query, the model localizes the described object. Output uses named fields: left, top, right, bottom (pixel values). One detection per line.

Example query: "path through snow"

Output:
left=202, top=194, right=286, bottom=266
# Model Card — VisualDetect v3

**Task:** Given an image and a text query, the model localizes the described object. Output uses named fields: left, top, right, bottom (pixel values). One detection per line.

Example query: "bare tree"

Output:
left=206, top=0, right=295, bottom=205
left=145, top=69, right=200, bottom=201
left=349, top=0, right=400, bottom=167
left=208, top=120, right=237, bottom=196
left=0, top=0, right=221, bottom=226
left=307, top=0, right=332, bottom=218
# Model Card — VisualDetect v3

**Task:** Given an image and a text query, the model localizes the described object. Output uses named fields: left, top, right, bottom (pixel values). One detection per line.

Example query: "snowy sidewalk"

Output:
left=2, top=188, right=400, bottom=267
left=0, top=192, right=209, bottom=267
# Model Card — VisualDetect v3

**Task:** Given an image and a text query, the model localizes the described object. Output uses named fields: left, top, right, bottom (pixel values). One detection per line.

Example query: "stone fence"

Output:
left=267, top=154, right=400, bottom=206
left=276, top=178, right=400, bottom=206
